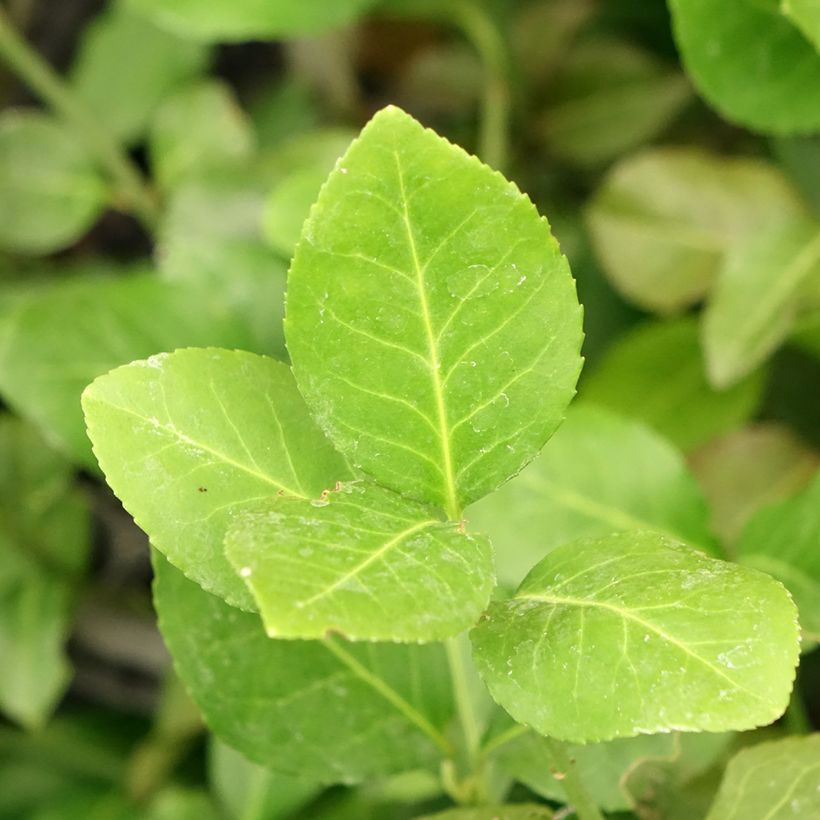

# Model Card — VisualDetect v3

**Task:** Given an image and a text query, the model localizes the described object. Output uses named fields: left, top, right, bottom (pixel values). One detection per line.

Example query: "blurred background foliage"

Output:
left=0, top=0, right=818, bottom=817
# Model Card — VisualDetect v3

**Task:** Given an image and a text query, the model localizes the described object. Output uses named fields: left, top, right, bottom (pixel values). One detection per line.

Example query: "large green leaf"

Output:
left=737, top=473, right=820, bottom=640
left=286, top=106, right=583, bottom=518
left=69, top=5, right=209, bottom=144
left=470, top=531, right=800, bottom=743
left=539, top=38, right=691, bottom=168
left=83, top=348, right=351, bottom=610
left=582, top=318, right=765, bottom=451
left=669, top=0, right=820, bottom=134
left=690, top=424, right=818, bottom=544
left=0, top=111, right=107, bottom=255
left=702, top=219, right=820, bottom=388
left=585, top=148, right=806, bottom=313
left=468, top=404, right=715, bottom=586
left=0, top=270, right=254, bottom=468
left=149, top=80, right=255, bottom=190
left=705, top=734, right=820, bottom=820
left=0, top=418, right=89, bottom=728
left=226, top=481, right=493, bottom=641
left=125, top=0, right=379, bottom=42
left=153, top=553, right=453, bottom=781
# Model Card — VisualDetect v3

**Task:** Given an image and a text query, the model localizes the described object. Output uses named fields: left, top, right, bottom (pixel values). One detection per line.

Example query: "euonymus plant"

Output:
left=81, top=107, right=801, bottom=816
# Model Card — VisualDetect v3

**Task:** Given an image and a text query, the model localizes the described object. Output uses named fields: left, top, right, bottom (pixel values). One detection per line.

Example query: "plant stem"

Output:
left=480, top=722, right=529, bottom=758
left=0, top=8, right=159, bottom=231
left=450, top=0, right=511, bottom=172
left=543, top=738, right=604, bottom=820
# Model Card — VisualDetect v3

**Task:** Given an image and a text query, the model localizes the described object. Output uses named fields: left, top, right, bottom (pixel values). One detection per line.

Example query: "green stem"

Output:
left=0, top=8, right=159, bottom=231
left=450, top=0, right=511, bottom=171
left=480, top=722, right=529, bottom=758
left=445, top=636, right=482, bottom=763
left=543, top=738, right=604, bottom=820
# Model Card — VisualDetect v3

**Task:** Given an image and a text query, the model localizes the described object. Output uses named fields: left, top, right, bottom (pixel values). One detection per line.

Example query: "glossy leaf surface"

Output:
left=153, top=553, right=453, bottom=781
left=227, top=482, right=494, bottom=642
left=287, top=106, right=583, bottom=517
left=83, top=348, right=351, bottom=609
left=471, top=531, right=800, bottom=743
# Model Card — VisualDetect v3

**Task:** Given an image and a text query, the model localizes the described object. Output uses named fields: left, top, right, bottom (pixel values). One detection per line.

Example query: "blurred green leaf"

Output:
left=737, top=473, right=820, bottom=640
left=703, top=218, right=820, bottom=388
left=471, top=531, right=800, bottom=743
left=782, top=0, right=820, bottom=49
left=124, top=0, right=380, bottom=42
left=0, top=269, right=256, bottom=468
left=0, top=111, right=107, bottom=255
left=690, top=423, right=818, bottom=545
left=152, top=552, right=454, bottom=781
left=705, top=734, right=820, bottom=819
left=468, top=404, right=716, bottom=586
left=83, top=348, right=351, bottom=610
left=586, top=148, right=806, bottom=313
left=149, top=79, right=255, bottom=190
left=540, top=37, right=691, bottom=167
left=209, top=738, right=319, bottom=820
left=582, top=318, right=766, bottom=451
left=0, top=417, right=89, bottom=729
left=69, top=5, right=209, bottom=144
left=248, top=80, right=321, bottom=150
left=670, top=0, right=820, bottom=133
left=420, top=806, right=553, bottom=820
left=143, top=787, right=219, bottom=820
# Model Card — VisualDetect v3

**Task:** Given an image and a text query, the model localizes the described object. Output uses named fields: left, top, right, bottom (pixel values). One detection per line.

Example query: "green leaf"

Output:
left=468, top=404, right=716, bottom=586
left=582, top=318, right=765, bottom=451
left=153, top=552, right=454, bottom=781
left=782, top=0, right=820, bottom=48
left=262, top=129, right=356, bottom=257
left=226, top=481, right=494, bottom=641
left=470, top=531, right=800, bottom=743
left=158, top=171, right=287, bottom=357
left=69, top=5, right=209, bottom=144
left=420, top=806, right=553, bottom=820
left=209, top=738, right=319, bottom=820
left=83, top=348, right=351, bottom=610
left=124, top=0, right=379, bottom=42
left=0, top=270, right=255, bottom=468
left=705, top=734, right=820, bottom=820
left=0, top=417, right=89, bottom=728
left=0, top=111, right=107, bottom=255
left=539, top=38, right=691, bottom=167
left=737, top=473, right=820, bottom=640
left=703, top=219, right=820, bottom=388
left=149, top=80, right=255, bottom=190
left=495, top=731, right=675, bottom=813
left=689, top=423, right=819, bottom=544
left=585, top=148, right=807, bottom=313
left=143, top=788, right=220, bottom=820
left=669, top=0, right=820, bottom=134
left=286, top=105, right=583, bottom=518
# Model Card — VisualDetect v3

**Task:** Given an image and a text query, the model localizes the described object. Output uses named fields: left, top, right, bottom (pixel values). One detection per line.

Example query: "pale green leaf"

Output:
left=0, top=111, right=107, bottom=255
left=209, top=739, right=319, bottom=820
left=703, top=219, right=820, bottom=387
left=468, top=404, right=716, bottom=586
left=670, top=0, right=820, bottom=134
left=226, top=481, right=494, bottom=641
left=83, top=348, right=351, bottom=609
left=470, top=531, right=800, bottom=743
left=540, top=38, right=691, bottom=167
left=249, top=80, right=320, bottom=150
left=159, top=171, right=287, bottom=357
left=737, top=473, right=820, bottom=640
left=582, top=318, right=765, bottom=451
left=420, top=806, right=553, bottom=820
left=0, top=270, right=255, bottom=468
left=705, top=734, right=820, bottom=820
left=149, top=80, right=255, bottom=190
left=125, top=0, right=379, bottom=42
left=586, top=148, right=807, bottom=313
left=496, top=731, right=675, bottom=812
left=262, top=129, right=355, bottom=257
left=153, top=552, right=454, bottom=781
left=0, top=417, right=89, bottom=728
left=689, top=423, right=818, bottom=544
left=286, top=105, right=583, bottom=518
left=69, top=5, right=209, bottom=144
